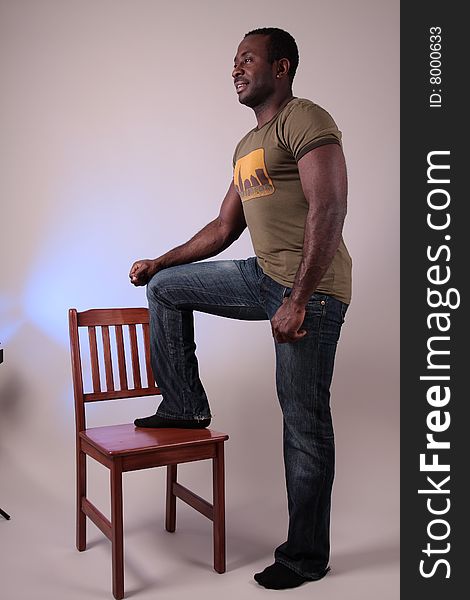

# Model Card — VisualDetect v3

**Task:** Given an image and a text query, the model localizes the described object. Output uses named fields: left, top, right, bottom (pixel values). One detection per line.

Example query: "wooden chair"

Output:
left=68, top=307, right=228, bottom=599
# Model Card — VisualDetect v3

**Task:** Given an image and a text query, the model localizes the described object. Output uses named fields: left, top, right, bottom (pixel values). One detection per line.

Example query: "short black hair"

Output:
left=244, top=27, right=299, bottom=83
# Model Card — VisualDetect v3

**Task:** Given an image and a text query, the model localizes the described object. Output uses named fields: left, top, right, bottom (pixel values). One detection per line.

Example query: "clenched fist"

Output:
left=129, top=259, right=158, bottom=286
left=270, top=297, right=307, bottom=343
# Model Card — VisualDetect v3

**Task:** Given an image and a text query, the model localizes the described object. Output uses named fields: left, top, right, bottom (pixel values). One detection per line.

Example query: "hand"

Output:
left=129, top=259, right=158, bottom=286
left=270, top=298, right=307, bottom=343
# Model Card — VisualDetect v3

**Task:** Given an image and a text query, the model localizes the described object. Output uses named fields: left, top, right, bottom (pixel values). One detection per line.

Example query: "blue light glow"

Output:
left=0, top=294, right=24, bottom=345
left=21, top=180, right=153, bottom=346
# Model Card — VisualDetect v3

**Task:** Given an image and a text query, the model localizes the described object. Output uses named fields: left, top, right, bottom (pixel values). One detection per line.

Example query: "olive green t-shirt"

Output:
left=233, top=97, right=352, bottom=304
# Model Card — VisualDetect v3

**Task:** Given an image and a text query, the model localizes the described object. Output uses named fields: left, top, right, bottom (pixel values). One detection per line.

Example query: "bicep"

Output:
left=218, top=181, right=246, bottom=238
left=297, top=143, right=347, bottom=215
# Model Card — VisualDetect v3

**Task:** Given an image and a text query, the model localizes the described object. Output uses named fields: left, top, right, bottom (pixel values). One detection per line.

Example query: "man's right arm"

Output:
left=129, top=181, right=246, bottom=286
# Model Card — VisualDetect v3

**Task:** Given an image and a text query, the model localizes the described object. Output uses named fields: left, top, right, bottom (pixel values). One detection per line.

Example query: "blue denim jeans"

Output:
left=146, top=257, right=348, bottom=578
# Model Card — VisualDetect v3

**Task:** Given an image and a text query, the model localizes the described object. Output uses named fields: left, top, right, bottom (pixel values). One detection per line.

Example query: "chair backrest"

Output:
left=69, top=307, right=161, bottom=432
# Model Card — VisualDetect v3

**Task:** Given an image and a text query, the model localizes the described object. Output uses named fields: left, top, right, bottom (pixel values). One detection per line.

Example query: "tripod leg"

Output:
left=0, top=507, right=11, bottom=520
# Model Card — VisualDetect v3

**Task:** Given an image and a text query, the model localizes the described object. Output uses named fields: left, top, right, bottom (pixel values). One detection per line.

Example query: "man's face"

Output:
left=232, top=35, right=277, bottom=108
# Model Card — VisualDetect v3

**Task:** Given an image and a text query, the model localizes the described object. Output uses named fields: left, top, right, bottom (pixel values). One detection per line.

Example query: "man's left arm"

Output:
left=270, top=143, right=348, bottom=343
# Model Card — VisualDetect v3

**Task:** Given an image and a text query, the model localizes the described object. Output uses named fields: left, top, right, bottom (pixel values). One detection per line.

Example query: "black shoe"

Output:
left=134, top=413, right=211, bottom=429
left=254, top=563, right=330, bottom=590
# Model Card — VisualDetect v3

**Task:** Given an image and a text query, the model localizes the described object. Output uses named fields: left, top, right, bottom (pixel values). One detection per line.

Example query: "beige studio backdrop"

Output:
left=0, top=1, right=399, bottom=599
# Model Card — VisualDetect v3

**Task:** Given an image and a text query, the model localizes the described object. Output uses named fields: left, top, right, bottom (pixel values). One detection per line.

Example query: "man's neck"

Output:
left=253, top=92, right=294, bottom=129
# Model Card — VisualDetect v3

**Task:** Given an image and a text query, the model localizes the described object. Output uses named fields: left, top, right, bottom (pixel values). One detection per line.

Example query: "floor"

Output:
left=1, top=436, right=399, bottom=600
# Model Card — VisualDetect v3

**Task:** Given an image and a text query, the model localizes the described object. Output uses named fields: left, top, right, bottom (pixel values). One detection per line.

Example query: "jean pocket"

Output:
left=307, top=292, right=328, bottom=306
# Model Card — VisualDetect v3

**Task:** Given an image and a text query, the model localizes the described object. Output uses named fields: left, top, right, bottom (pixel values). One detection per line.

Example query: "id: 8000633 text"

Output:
left=429, top=26, right=442, bottom=109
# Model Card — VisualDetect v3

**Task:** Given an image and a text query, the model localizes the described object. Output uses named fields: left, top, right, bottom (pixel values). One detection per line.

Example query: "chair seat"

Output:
left=80, top=423, right=228, bottom=456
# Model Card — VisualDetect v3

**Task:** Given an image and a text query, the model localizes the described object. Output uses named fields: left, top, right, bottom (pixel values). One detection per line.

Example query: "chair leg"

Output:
left=212, top=442, right=226, bottom=573
left=111, top=459, right=124, bottom=600
left=76, top=447, right=87, bottom=551
left=165, top=464, right=177, bottom=532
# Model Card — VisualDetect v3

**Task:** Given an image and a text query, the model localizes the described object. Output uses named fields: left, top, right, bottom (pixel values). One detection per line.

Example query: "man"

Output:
left=129, top=27, right=351, bottom=590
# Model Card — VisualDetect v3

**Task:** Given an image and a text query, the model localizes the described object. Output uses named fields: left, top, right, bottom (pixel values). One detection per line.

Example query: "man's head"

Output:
left=232, top=27, right=299, bottom=108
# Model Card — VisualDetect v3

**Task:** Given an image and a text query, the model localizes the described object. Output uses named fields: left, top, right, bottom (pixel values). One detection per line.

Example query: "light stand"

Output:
left=0, top=346, right=11, bottom=520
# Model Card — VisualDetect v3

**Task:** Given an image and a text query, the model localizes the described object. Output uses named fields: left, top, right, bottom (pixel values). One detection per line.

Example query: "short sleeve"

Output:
left=279, top=100, right=342, bottom=162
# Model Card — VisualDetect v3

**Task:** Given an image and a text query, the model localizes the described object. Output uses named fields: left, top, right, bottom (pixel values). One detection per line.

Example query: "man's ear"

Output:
left=276, top=58, right=291, bottom=79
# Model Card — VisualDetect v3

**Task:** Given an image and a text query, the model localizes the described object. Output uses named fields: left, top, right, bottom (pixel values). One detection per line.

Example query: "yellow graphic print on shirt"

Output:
left=234, top=148, right=274, bottom=201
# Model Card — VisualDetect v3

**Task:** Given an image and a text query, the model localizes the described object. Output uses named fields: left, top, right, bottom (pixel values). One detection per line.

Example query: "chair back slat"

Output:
left=115, top=325, right=128, bottom=390
left=128, top=324, right=142, bottom=389
left=88, top=326, right=101, bottom=393
left=101, top=325, right=115, bottom=392
left=69, top=308, right=161, bottom=432
left=142, top=322, right=155, bottom=388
